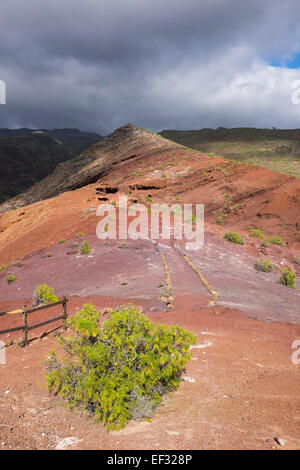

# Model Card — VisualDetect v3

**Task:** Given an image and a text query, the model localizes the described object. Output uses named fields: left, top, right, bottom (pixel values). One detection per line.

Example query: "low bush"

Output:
left=269, top=235, right=283, bottom=245
left=224, top=232, right=244, bottom=245
left=45, top=304, right=195, bottom=430
left=0, top=264, right=7, bottom=272
left=250, top=228, right=264, bottom=239
left=278, top=268, right=296, bottom=288
left=6, top=273, right=17, bottom=284
left=255, top=258, right=274, bottom=272
left=33, top=284, right=59, bottom=306
left=80, top=240, right=91, bottom=254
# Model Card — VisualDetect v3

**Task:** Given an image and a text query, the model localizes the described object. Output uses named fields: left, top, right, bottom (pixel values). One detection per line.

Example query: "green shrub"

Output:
left=269, top=235, right=283, bottom=245
left=279, top=268, right=296, bottom=288
left=80, top=240, right=91, bottom=254
left=224, top=232, right=244, bottom=245
left=255, top=258, right=274, bottom=272
left=0, top=264, right=7, bottom=272
left=146, top=195, right=152, bottom=203
left=260, top=240, right=269, bottom=247
left=45, top=304, right=195, bottom=431
left=250, top=228, right=264, bottom=239
left=59, top=238, right=66, bottom=244
left=161, top=173, right=167, bottom=179
left=33, top=284, right=59, bottom=306
left=6, top=273, right=17, bottom=284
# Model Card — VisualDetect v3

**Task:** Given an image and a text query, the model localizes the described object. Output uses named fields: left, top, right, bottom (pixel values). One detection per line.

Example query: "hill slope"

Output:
left=160, top=128, right=300, bottom=178
left=0, top=129, right=102, bottom=204
left=0, top=124, right=179, bottom=212
left=0, top=124, right=299, bottom=449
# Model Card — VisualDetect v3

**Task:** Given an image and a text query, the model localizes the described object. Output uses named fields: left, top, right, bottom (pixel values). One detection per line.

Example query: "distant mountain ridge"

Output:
left=0, top=128, right=103, bottom=204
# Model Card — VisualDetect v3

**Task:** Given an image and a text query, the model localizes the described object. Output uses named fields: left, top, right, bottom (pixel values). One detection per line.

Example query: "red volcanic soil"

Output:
left=0, top=125, right=299, bottom=449
left=0, top=301, right=299, bottom=450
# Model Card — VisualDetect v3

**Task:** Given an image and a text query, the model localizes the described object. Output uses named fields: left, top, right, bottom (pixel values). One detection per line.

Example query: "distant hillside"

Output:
left=0, top=124, right=179, bottom=212
left=160, top=128, right=300, bottom=178
left=0, top=129, right=102, bottom=203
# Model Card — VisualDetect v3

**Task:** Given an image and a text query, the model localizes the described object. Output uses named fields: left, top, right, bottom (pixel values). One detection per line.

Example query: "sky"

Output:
left=1, top=0, right=300, bottom=135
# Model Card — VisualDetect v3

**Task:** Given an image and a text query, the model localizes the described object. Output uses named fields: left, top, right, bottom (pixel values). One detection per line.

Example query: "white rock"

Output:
left=55, top=437, right=81, bottom=450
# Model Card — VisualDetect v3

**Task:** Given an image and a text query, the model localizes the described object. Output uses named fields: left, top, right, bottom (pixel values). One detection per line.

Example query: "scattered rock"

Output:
left=55, top=436, right=81, bottom=450
left=274, top=437, right=287, bottom=447
left=182, top=376, right=196, bottom=383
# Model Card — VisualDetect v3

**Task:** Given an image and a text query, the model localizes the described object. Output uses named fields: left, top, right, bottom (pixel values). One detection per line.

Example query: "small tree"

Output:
left=45, top=304, right=196, bottom=430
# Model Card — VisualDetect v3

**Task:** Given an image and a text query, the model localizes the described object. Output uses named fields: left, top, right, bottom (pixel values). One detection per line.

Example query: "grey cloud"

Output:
left=1, top=0, right=300, bottom=134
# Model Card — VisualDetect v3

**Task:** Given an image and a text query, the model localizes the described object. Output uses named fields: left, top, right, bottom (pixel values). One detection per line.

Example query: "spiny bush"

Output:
left=33, top=284, right=59, bottom=306
left=250, top=228, right=264, bottom=239
left=260, top=240, right=270, bottom=247
left=80, top=240, right=91, bottom=254
left=6, top=273, right=17, bottom=284
left=269, top=235, right=283, bottom=245
left=224, top=232, right=244, bottom=245
left=255, top=258, right=274, bottom=272
left=45, top=304, right=196, bottom=430
left=278, top=268, right=296, bottom=288
left=0, top=264, right=7, bottom=272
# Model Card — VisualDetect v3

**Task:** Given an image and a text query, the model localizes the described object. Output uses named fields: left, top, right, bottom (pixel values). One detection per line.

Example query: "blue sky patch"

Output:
left=271, top=53, right=300, bottom=69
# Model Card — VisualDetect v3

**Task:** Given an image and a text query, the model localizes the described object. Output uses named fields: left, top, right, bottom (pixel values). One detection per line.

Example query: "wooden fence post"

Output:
left=22, top=304, right=28, bottom=346
left=62, top=296, right=67, bottom=330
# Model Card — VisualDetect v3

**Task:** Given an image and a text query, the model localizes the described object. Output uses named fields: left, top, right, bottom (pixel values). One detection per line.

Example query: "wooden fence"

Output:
left=0, top=296, right=68, bottom=346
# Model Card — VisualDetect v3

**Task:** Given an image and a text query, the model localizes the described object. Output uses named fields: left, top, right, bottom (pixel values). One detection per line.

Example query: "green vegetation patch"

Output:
left=250, top=228, right=264, bottom=239
left=45, top=304, right=195, bottom=430
left=80, top=240, right=91, bottom=254
left=279, top=268, right=296, bottom=288
left=269, top=235, right=284, bottom=245
left=33, top=284, right=59, bottom=305
left=6, top=273, right=17, bottom=284
left=224, top=231, right=244, bottom=245
left=255, top=258, right=274, bottom=272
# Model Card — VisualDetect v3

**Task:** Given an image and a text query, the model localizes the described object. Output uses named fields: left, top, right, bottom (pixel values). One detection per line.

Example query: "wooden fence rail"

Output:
left=0, top=296, right=68, bottom=346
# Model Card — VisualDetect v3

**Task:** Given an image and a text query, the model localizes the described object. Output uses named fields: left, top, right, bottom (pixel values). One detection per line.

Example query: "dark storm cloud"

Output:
left=1, top=0, right=300, bottom=134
